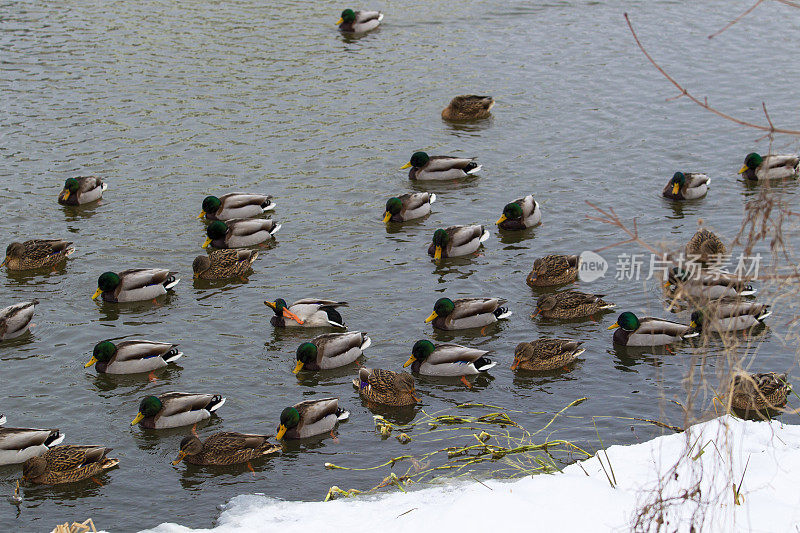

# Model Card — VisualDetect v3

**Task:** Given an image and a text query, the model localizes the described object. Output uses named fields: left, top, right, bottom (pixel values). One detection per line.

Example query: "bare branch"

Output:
left=708, top=0, right=764, bottom=39
left=624, top=13, right=800, bottom=136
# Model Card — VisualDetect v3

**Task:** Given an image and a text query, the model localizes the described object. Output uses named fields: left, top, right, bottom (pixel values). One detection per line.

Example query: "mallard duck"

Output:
left=293, top=331, right=370, bottom=373
left=22, top=445, right=118, bottom=485
left=352, top=368, right=419, bottom=406
left=728, top=372, right=790, bottom=411
left=337, top=9, right=383, bottom=33
left=690, top=303, right=770, bottom=333
left=198, top=193, right=275, bottom=221
left=171, top=432, right=280, bottom=466
left=511, top=339, right=585, bottom=371
left=0, top=426, right=64, bottom=465
left=265, top=298, right=347, bottom=327
left=496, top=195, right=541, bottom=230
left=526, top=255, right=579, bottom=287
left=405, top=340, right=495, bottom=376
left=738, top=153, right=800, bottom=181
left=534, top=291, right=613, bottom=319
left=85, top=340, right=183, bottom=374
left=441, top=95, right=494, bottom=121
left=425, top=297, right=511, bottom=330
left=202, top=219, right=281, bottom=249
left=58, top=176, right=107, bottom=205
left=3, top=239, right=74, bottom=270
left=401, top=152, right=481, bottom=181
left=0, top=300, right=37, bottom=340
left=193, top=249, right=258, bottom=280
left=665, top=267, right=755, bottom=300
left=662, top=172, right=709, bottom=200
left=276, top=398, right=349, bottom=440
left=92, top=269, right=179, bottom=302
left=686, top=229, right=726, bottom=262
left=383, top=192, right=436, bottom=223
left=608, top=311, right=698, bottom=346
left=428, top=225, right=489, bottom=260
left=130, top=392, right=226, bottom=429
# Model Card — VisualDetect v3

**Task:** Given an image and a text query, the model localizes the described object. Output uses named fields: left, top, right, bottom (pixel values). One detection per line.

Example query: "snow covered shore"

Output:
left=144, top=415, right=800, bottom=533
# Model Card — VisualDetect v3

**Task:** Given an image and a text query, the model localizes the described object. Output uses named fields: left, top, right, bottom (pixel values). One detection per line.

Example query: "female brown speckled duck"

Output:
left=526, top=255, right=579, bottom=287
left=511, top=339, right=585, bottom=371
left=171, top=432, right=281, bottom=466
left=686, top=229, right=726, bottom=263
left=3, top=240, right=74, bottom=270
left=727, top=372, right=791, bottom=411
left=441, top=95, right=494, bottom=121
left=352, top=368, right=419, bottom=406
left=533, top=291, right=613, bottom=319
left=193, top=249, right=258, bottom=280
left=22, top=445, right=118, bottom=485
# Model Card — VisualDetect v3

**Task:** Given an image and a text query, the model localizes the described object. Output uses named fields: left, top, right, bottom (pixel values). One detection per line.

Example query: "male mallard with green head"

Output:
left=428, top=226, right=489, bottom=261
left=198, top=193, right=275, bottom=221
left=496, top=195, right=541, bottom=230
left=738, top=152, right=799, bottom=181
left=3, top=240, right=74, bottom=270
left=202, top=219, right=281, bottom=249
left=353, top=368, right=419, bottom=406
left=608, top=311, right=697, bottom=346
left=130, top=392, right=226, bottom=429
left=58, top=176, right=107, bottom=205
left=662, top=172, right=709, bottom=200
left=172, top=432, right=280, bottom=466
left=425, top=297, right=510, bottom=330
left=85, top=340, right=182, bottom=374
left=405, top=340, right=495, bottom=376
left=383, top=192, right=436, bottom=223
left=92, top=269, right=179, bottom=302
left=401, top=152, right=481, bottom=181
left=265, top=298, right=347, bottom=327
left=337, top=9, right=383, bottom=33
left=441, top=95, right=494, bottom=121
left=276, top=398, right=349, bottom=440
left=293, top=331, right=370, bottom=373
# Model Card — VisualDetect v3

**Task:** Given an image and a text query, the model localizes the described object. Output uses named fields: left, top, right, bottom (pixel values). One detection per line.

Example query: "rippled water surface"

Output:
left=3, top=0, right=800, bottom=530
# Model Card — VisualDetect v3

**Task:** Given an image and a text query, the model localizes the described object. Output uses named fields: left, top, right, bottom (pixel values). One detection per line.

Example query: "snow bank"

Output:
left=144, top=416, right=800, bottom=533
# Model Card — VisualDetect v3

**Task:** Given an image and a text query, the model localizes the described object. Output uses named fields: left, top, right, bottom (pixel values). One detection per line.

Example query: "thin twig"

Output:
left=707, top=0, right=764, bottom=39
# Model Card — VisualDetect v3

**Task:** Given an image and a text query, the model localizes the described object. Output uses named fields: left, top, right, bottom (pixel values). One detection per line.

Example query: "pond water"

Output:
left=2, top=0, right=800, bottom=530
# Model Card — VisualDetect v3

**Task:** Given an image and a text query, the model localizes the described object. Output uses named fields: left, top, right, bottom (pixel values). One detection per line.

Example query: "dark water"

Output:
left=2, top=0, right=800, bottom=530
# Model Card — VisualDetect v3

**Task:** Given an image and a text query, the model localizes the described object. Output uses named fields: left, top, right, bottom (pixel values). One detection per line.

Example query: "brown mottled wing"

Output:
left=46, top=445, right=108, bottom=471
left=450, top=298, right=503, bottom=320
left=205, top=432, right=270, bottom=452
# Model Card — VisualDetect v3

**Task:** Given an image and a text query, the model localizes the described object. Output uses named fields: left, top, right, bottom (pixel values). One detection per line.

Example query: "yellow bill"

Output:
left=400, top=162, right=412, bottom=170
left=434, top=246, right=442, bottom=261
left=85, top=356, right=98, bottom=368
left=403, top=355, right=416, bottom=368
left=336, top=17, right=343, bottom=24
left=689, top=321, right=697, bottom=329
left=292, top=361, right=304, bottom=374
left=662, top=280, right=671, bottom=288
left=382, top=211, right=392, bottom=223
left=496, top=214, right=507, bottom=225
left=171, top=450, right=187, bottom=466
left=130, top=412, right=145, bottom=426
left=201, top=237, right=212, bottom=249
left=511, top=358, right=519, bottom=371
left=424, top=311, right=438, bottom=323
left=607, top=323, right=619, bottom=330
left=738, top=164, right=748, bottom=174
left=63, top=191, right=71, bottom=200
left=197, top=211, right=205, bottom=219
left=91, top=288, right=103, bottom=300
left=671, top=183, right=680, bottom=194
left=276, top=424, right=287, bottom=440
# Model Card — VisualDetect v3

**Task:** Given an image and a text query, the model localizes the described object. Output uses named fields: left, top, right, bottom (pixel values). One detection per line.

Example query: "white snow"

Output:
left=143, top=415, right=800, bottom=533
